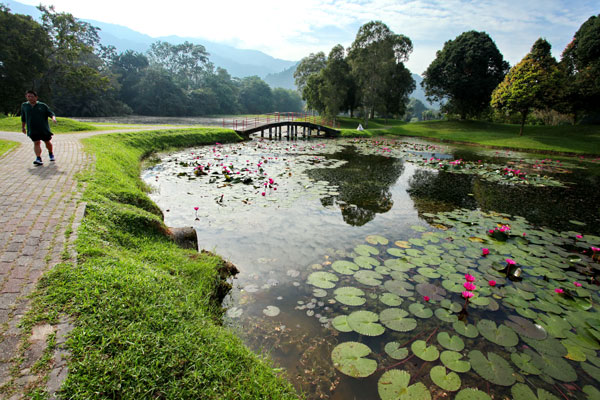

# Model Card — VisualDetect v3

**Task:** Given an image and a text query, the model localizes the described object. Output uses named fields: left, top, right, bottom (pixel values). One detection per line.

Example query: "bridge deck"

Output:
left=222, top=112, right=340, bottom=138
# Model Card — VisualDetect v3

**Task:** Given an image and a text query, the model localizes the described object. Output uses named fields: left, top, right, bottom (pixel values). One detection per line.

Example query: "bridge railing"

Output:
left=222, top=112, right=339, bottom=131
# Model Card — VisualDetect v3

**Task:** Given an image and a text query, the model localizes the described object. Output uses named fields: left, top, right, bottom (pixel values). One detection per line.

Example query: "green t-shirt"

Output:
left=21, top=101, right=55, bottom=138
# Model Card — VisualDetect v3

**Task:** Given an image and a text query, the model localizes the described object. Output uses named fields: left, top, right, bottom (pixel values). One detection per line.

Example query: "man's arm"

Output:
left=21, top=105, right=26, bottom=134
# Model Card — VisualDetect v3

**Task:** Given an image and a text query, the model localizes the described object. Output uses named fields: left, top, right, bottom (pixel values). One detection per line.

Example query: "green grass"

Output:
left=26, top=128, right=300, bottom=399
left=0, top=139, right=19, bottom=156
left=0, top=116, right=98, bottom=133
left=338, top=117, right=600, bottom=155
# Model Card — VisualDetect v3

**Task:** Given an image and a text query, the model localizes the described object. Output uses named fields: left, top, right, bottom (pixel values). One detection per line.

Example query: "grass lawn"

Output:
left=0, top=116, right=98, bottom=133
left=339, top=118, right=600, bottom=155
left=0, top=139, right=19, bottom=157
left=25, top=128, right=300, bottom=399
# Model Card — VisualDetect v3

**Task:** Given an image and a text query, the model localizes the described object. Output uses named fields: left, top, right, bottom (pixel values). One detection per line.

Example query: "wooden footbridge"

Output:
left=222, top=112, right=341, bottom=139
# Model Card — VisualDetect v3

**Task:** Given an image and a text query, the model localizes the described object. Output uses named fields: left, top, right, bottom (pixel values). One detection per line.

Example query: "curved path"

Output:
left=0, top=127, right=170, bottom=399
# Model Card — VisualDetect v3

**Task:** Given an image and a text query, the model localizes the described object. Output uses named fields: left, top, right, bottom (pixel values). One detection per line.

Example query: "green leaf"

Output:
left=347, top=310, right=385, bottom=336
left=384, top=342, right=409, bottom=360
left=365, top=234, right=388, bottom=245
left=334, top=287, right=366, bottom=306
left=331, top=341, right=377, bottom=378
left=477, top=319, right=519, bottom=347
left=582, top=362, right=600, bottom=382
left=353, top=255, right=379, bottom=269
left=331, top=260, right=360, bottom=275
left=354, top=244, right=379, bottom=256
left=440, top=351, right=471, bottom=373
left=307, top=271, right=338, bottom=289
left=505, top=315, right=547, bottom=340
left=411, top=340, right=439, bottom=362
left=380, top=292, right=403, bottom=307
left=524, top=348, right=576, bottom=382
left=455, top=388, right=491, bottom=400
left=583, top=385, right=600, bottom=399
left=453, top=321, right=479, bottom=338
left=331, top=315, right=352, bottom=332
left=437, top=332, right=465, bottom=351
left=408, top=303, right=433, bottom=318
left=468, top=350, right=515, bottom=386
left=378, top=370, right=431, bottom=400
left=430, top=365, right=461, bottom=391
left=353, top=270, right=383, bottom=286
left=510, top=352, right=541, bottom=375
left=511, top=383, right=560, bottom=400
left=435, top=308, right=458, bottom=323
left=380, top=308, right=417, bottom=332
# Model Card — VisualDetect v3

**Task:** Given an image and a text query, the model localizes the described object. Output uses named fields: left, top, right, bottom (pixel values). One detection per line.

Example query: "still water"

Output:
left=142, top=137, right=600, bottom=399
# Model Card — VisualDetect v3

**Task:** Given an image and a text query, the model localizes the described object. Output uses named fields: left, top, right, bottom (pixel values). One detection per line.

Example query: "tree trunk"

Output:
left=519, top=110, right=528, bottom=136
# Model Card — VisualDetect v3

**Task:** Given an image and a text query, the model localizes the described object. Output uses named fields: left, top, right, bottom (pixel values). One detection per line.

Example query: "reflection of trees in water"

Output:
left=407, top=169, right=477, bottom=217
left=408, top=167, right=600, bottom=234
left=308, top=146, right=404, bottom=226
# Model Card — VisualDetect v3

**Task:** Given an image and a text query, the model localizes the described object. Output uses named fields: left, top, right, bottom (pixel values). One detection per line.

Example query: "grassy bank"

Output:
left=27, top=128, right=299, bottom=399
left=0, top=116, right=98, bottom=133
left=339, top=119, right=600, bottom=155
left=0, top=139, right=18, bottom=157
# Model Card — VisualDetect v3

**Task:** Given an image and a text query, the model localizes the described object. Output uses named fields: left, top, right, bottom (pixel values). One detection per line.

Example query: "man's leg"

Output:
left=43, top=140, right=54, bottom=160
left=33, top=141, right=42, bottom=157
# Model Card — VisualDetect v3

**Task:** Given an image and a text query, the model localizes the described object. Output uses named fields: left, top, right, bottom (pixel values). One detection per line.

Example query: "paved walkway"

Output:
left=0, top=128, right=165, bottom=399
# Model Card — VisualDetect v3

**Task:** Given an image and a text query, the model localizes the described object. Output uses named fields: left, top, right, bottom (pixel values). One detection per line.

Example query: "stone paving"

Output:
left=0, top=128, right=165, bottom=399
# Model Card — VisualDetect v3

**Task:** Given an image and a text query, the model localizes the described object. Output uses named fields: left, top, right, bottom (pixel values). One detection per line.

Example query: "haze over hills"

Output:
left=7, top=0, right=436, bottom=108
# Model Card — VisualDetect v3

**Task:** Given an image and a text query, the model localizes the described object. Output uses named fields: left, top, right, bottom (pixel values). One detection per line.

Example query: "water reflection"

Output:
left=308, top=146, right=404, bottom=226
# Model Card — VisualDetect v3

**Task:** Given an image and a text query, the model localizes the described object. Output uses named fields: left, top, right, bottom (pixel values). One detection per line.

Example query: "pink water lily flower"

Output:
left=465, top=274, right=475, bottom=282
left=506, top=258, right=516, bottom=265
left=482, top=248, right=490, bottom=256
left=194, top=207, right=199, bottom=211
left=555, top=288, right=564, bottom=294
left=488, top=280, right=497, bottom=287
left=424, top=296, right=430, bottom=302
left=462, top=291, right=474, bottom=299
left=576, top=235, right=583, bottom=239
left=463, top=282, right=476, bottom=291
left=574, top=282, right=582, bottom=287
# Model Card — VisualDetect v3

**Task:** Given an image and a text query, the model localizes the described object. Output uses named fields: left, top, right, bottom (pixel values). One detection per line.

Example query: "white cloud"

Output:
left=17, top=0, right=598, bottom=72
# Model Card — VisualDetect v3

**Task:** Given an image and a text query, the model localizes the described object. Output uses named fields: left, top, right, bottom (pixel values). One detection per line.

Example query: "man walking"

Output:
left=21, top=90, right=57, bottom=166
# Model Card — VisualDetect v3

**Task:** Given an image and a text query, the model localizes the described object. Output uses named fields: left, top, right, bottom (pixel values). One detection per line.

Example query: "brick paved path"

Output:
left=0, top=128, right=166, bottom=399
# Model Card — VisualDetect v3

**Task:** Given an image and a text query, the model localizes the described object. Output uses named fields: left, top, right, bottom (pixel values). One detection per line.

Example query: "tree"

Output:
left=380, top=62, right=415, bottom=120
left=147, top=41, right=211, bottom=90
left=422, top=31, right=509, bottom=119
left=111, top=50, right=149, bottom=106
left=293, top=52, right=326, bottom=94
left=131, top=68, right=188, bottom=116
left=491, top=39, right=562, bottom=135
left=404, top=98, right=428, bottom=121
left=238, top=76, right=273, bottom=114
left=320, top=45, right=353, bottom=121
left=561, top=14, right=600, bottom=119
left=303, top=73, right=326, bottom=115
left=348, top=21, right=413, bottom=127
left=0, top=5, right=49, bottom=114
left=272, top=88, right=303, bottom=112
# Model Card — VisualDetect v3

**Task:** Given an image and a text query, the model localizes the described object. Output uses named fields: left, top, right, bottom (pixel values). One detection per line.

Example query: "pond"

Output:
left=141, top=137, right=600, bottom=400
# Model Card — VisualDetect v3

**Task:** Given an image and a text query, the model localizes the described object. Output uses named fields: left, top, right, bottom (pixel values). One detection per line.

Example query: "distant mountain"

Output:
left=264, top=64, right=298, bottom=90
left=5, top=0, right=297, bottom=79
left=411, top=74, right=440, bottom=109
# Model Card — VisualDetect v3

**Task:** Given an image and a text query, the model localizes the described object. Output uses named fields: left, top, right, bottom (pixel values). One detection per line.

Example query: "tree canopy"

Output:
left=422, top=30, right=509, bottom=119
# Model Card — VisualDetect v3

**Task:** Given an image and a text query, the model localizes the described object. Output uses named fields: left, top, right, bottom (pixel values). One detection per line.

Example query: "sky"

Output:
left=16, top=0, right=599, bottom=75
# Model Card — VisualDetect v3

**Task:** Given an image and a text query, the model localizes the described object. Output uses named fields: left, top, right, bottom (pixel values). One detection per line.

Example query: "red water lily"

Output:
left=461, top=291, right=474, bottom=299
left=482, top=248, right=490, bottom=256
left=424, top=296, right=430, bottom=302
left=488, top=280, right=497, bottom=287
left=555, top=288, right=564, bottom=294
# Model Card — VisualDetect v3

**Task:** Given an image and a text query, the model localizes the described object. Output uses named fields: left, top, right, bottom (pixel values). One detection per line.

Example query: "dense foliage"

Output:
left=422, top=31, right=509, bottom=120
left=0, top=5, right=303, bottom=117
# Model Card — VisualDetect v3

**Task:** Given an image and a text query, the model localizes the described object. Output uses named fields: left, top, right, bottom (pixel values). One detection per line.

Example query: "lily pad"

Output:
left=583, top=385, right=600, bottom=399
left=332, top=315, right=352, bottom=332
left=511, top=352, right=541, bottom=375
left=477, top=319, right=519, bottom=347
left=307, top=271, right=339, bottom=289
left=435, top=308, right=458, bottom=323
left=384, top=342, right=409, bottom=360
left=415, top=282, right=446, bottom=301
left=263, top=305, right=280, bottom=317
left=378, top=370, right=431, bottom=400
left=455, top=388, right=491, bottom=400
left=354, top=255, right=379, bottom=269
left=355, top=244, right=379, bottom=256
left=430, top=365, right=461, bottom=391
left=437, top=332, right=465, bottom=351
left=468, top=350, right=515, bottom=386
left=380, top=308, right=417, bottom=332
left=408, top=303, right=433, bottom=318
left=384, top=280, right=414, bottom=297
left=331, top=341, right=377, bottom=378
left=511, top=383, right=560, bottom=400
left=440, top=351, right=471, bottom=373
left=521, top=336, right=567, bottom=357
left=505, top=315, right=547, bottom=340
left=366, top=234, right=389, bottom=245
left=347, top=310, right=385, bottom=336
left=582, top=362, right=600, bottom=382
left=524, top=348, right=577, bottom=382
left=411, top=340, right=439, bottom=361
left=354, top=270, right=384, bottom=286
left=380, top=292, right=403, bottom=307
left=334, top=287, right=366, bottom=306
left=331, top=260, right=360, bottom=275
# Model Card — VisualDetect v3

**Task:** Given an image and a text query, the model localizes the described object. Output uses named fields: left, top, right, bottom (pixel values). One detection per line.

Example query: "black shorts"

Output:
left=28, top=131, right=53, bottom=142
